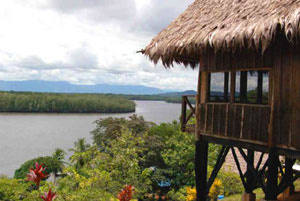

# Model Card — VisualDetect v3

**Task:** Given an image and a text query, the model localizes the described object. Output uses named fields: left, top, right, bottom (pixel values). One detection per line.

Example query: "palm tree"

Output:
left=51, top=148, right=67, bottom=183
left=52, top=148, right=66, bottom=161
left=69, top=138, right=90, bottom=153
left=69, top=138, right=90, bottom=169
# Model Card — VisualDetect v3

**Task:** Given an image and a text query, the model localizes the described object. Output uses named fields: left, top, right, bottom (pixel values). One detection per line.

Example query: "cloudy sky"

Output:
left=0, top=0, right=199, bottom=91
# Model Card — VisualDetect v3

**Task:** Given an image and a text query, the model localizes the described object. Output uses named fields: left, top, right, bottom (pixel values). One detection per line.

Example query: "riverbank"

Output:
left=0, top=101, right=181, bottom=177
left=126, top=94, right=196, bottom=104
left=0, top=91, right=135, bottom=113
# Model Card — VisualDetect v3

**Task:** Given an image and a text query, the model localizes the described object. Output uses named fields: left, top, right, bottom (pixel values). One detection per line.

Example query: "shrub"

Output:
left=14, top=156, right=60, bottom=179
left=166, top=187, right=186, bottom=201
left=218, top=170, right=243, bottom=196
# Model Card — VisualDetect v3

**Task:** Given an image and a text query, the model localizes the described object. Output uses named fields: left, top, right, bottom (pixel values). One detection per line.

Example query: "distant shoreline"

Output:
left=0, top=110, right=135, bottom=114
left=0, top=91, right=136, bottom=113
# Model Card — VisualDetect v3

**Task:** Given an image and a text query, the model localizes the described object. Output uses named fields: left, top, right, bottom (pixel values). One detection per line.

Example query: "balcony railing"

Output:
left=181, top=95, right=196, bottom=132
left=181, top=96, right=271, bottom=145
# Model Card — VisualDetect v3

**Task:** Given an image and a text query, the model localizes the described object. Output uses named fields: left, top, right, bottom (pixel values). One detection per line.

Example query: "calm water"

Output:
left=0, top=101, right=181, bottom=177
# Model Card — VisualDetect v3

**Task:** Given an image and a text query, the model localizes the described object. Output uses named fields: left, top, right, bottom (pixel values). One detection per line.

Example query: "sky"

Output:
left=0, top=0, right=199, bottom=91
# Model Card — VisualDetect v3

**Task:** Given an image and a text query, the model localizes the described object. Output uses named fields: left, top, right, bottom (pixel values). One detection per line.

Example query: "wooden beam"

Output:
left=207, top=146, right=229, bottom=192
left=196, top=69, right=202, bottom=141
left=200, top=72, right=209, bottom=103
left=240, top=71, right=248, bottom=103
left=257, top=71, right=263, bottom=104
left=230, top=71, right=236, bottom=103
left=268, top=70, right=273, bottom=106
left=238, top=148, right=267, bottom=193
left=282, top=157, right=295, bottom=195
left=231, top=147, right=247, bottom=190
left=265, top=148, right=278, bottom=200
left=181, top=96, right=187, bottom=132
left=199, top=133, right=300, bottom=159
left=246, top=150, right=255, bottom=193
left=256, top=152, right=265, bottom=171
left=224, top=72, right=229, bottom=101
left=195, top=140, right=208, bottom=201
left=207, top=73, right=211, bottom=102
left=268, top=68, right=275, bottom=147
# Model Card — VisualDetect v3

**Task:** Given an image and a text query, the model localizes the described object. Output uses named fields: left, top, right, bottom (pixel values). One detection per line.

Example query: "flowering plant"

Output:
left=27, top=162, right=48, bottom=189
left=41, top=188, right=57, bottom=201
left=118, top=185, right=133, bottom=201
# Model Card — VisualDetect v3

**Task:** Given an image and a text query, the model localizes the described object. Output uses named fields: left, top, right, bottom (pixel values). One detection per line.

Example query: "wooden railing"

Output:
left=181, top=95, right=196, bottom=132
left=199, top=103, right=271, bottom=144
left=181, top=97, right=271, bottom=144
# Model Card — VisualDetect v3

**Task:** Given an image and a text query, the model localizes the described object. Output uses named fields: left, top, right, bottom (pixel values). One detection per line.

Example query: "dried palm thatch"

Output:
left=143, top=0, right=300, bottom=67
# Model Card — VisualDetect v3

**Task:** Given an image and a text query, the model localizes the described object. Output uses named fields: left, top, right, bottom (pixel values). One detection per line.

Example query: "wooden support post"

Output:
left=207, top=146, right=229, bottom=192
left=246, top=150, right=255, bottom=193
left=181, top=96, right=187, bottom=132
left=242, top=150, right=256, bottom=201
left=224, top=72, right=229, bottom=101
left=207, top=73, right=211, bottom=102
left=257, top=71, right=263, bottom=104
left=265, top=148, right=278, bottom=200
left=230, top=71, right=236, bottom=103
left=195, top=140, right=208, bottom=201
left=240, top=71, right=248, bottom=103
left=242, top=193, right=256, bottom=201
left=282, top=157, right=295, bottom=197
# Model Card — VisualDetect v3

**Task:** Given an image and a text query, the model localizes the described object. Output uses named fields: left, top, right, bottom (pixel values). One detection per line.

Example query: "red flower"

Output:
left=118, top=185, right=133, bottom=201
left=27, top=162, right=48, bottom=188
left=41, top=188, right=57, bottom=201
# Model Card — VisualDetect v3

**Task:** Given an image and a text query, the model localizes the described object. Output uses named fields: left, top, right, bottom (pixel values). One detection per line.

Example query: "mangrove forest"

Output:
left=0, top=92, right=135, bottom=113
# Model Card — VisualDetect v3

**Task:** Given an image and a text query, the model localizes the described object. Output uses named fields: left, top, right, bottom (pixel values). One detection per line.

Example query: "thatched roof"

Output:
left=143, top=0, right=300, bottom=67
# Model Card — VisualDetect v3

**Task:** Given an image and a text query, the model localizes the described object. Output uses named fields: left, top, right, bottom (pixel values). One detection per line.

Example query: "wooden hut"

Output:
left=141, top=0, right=300, bottom=200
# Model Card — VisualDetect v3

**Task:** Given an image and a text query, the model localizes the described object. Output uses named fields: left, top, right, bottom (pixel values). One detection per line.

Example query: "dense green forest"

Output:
left=0, top=115, right=243, bottom=201
left=126, top=95, right=196, bottom=104
left=0, top=92, right=135, bottom=113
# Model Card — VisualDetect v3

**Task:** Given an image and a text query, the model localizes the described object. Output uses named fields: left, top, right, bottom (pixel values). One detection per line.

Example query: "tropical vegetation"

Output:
left=0, top=115, right=243, bottom=200
left=0, top=91, right=135, bottom=113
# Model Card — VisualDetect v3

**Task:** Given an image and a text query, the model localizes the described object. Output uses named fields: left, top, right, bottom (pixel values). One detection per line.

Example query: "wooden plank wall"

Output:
left=291, top=48, right=300, bottom=150
left=199, top=40, right=300, bottom=152
left=200, top=47, right=273, bottom=72
left=199, top=103, right=270, bottom=145
left=272, top=43, right=300, bottom=150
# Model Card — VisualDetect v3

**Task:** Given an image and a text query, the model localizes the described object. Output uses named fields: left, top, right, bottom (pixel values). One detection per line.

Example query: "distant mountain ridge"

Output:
left=157, top=90, right=197, bottom=97
left=0, top=80, right=168, bottom=95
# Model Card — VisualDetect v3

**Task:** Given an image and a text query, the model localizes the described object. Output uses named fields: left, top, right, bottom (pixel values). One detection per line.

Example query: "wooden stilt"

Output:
left=265, top=148, right=278, bottom=200
left=242, top=193, right=256, bottom=201
left=282, top=157, right=295, bottom=197
left=195, top=140, right=208, bottom=201
left=242, top=150, right=256, bottom=201
left=207, top=146, right=229, bottom=194
left=246, top=150, right=255, bottom=193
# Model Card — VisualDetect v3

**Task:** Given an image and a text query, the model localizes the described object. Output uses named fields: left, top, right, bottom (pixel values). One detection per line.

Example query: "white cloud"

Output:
left=0, top=0, right=198, bottom=91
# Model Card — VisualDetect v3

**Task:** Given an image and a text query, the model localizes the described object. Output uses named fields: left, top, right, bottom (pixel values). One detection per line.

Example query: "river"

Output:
left=0, top=101, right=181, bottom=177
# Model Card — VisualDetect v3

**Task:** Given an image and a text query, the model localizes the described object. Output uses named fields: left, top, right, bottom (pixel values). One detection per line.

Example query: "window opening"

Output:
left=208, top=72, right=230, bottom=102
left=235, top=70, right=269, bottom=104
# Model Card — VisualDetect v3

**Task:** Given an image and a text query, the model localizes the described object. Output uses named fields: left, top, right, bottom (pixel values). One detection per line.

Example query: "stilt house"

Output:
left=142, top=0, right=300, bottom=200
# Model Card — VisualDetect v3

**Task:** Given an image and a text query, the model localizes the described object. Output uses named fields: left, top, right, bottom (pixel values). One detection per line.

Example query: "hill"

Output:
left=0, top=80, right=167, bottom=95
left=157, top=90, right=197, bottom=97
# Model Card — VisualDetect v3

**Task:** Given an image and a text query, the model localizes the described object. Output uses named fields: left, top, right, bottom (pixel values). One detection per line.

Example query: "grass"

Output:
left=223, top=180, right=300, bottom=201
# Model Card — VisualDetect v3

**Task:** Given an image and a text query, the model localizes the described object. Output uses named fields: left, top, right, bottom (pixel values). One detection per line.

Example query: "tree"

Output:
left=14, top=156, right=60, bottom=180
left=69, top=138, right=90, bottom=169
left=91, top=114, right=155, bottom=151
left=149, top=122, right=196, bottom=189
left=52, top=148, right=67, bottom=182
